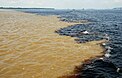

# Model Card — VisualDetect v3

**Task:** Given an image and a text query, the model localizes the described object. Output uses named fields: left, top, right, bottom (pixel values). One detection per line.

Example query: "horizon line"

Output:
left=0, top=6, right=122, bottom=10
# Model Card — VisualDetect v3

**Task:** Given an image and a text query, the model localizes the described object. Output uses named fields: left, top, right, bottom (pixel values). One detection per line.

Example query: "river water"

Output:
left=19, top=9, right=122, bottom=78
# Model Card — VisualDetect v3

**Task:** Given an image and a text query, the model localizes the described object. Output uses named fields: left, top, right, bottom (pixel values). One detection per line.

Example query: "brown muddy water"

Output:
left=0, top=11, right=104, bottom=78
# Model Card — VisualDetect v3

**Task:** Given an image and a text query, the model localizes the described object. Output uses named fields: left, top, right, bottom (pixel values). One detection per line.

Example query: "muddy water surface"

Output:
left=0, top=11, right=104, bottom=78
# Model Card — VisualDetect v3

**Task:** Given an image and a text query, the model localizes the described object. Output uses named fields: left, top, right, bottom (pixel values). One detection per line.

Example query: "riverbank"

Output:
left=0, top=10, right=105, bottom=78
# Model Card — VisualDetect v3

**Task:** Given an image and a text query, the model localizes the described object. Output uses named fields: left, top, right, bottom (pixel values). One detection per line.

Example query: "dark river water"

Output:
left=18, top=9, right=122, bottom=78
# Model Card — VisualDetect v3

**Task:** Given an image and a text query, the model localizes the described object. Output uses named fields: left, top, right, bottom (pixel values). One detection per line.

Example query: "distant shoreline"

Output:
left=0, top=7, right=55, bottom=10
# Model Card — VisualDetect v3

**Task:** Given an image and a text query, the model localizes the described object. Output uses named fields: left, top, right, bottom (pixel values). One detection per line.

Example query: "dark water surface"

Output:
left=18, top=9, right=122, bottom=78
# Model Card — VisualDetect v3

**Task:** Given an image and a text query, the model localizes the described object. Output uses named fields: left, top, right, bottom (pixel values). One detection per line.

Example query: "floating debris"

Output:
left=82, top=30, right=89, bottom=35
left=117, top=68, right=122, bottom=73
left=102, top=43, right=106, bottom=46
left=105, top=53, right=111, bottom=58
